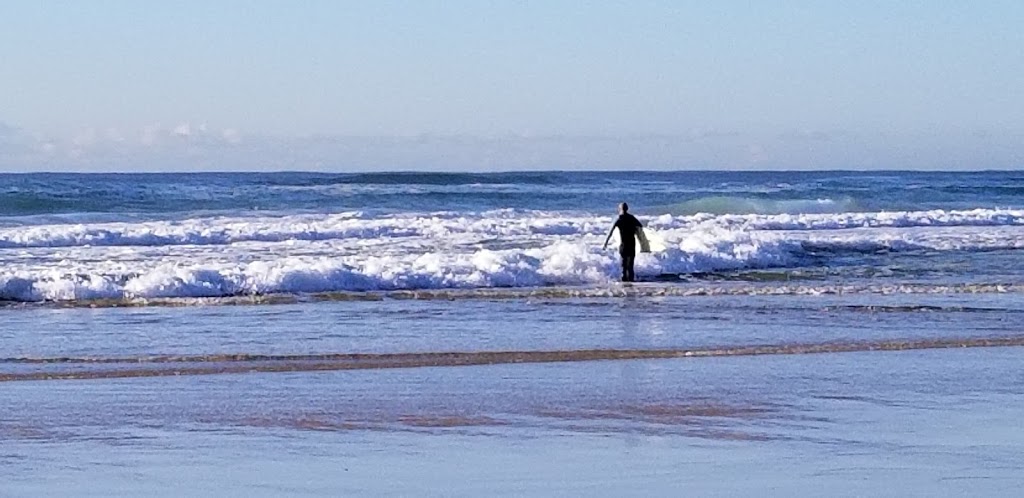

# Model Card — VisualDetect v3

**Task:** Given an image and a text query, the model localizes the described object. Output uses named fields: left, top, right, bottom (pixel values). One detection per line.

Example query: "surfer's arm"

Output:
left=602, top=225, right=615, bottom=250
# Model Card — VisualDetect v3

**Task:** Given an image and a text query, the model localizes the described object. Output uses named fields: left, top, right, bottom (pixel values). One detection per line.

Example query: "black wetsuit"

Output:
left=613, top=213, right=643, bottom=282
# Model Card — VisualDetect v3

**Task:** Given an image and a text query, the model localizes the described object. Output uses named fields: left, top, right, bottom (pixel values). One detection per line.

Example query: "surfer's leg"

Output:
left=626, top=255, right=635, bottom=281
left=614, top=253, right=630, bottom=280
left=621, top=253, right=635, bottom=282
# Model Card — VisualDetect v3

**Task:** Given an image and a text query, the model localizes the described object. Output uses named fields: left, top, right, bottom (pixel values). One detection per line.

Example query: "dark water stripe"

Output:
left=821, top=305, right=1021, bottom=313
left=3, top=336, right=1023, bottom=383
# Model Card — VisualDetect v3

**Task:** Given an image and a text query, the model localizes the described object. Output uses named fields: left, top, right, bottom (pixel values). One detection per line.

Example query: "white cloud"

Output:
left=140, top=124, right=161, bottom=146
left=71, top=128, right=98, bottom=148
left=0, top=121, right=47, bottom=160
left=172, top=122, right=192, bottom=137
left=0, top=120, right=1021, bottom=172
left=0, top=121, right=18, bottom=140
left=222, top=128, right=241, bottom=144
left=105, top=127, right=125, bottom=143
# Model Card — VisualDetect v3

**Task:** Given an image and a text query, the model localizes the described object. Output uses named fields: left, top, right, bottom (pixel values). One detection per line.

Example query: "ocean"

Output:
left=3, top=170, right=1024, bottom=496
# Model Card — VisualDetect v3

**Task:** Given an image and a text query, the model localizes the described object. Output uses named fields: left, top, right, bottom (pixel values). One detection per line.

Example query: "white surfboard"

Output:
left=637, top=227, right=651, bottom=253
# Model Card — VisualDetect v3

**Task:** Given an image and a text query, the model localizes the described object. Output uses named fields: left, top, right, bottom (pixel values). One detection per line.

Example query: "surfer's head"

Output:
left=619, top=202, right=629, bottom=214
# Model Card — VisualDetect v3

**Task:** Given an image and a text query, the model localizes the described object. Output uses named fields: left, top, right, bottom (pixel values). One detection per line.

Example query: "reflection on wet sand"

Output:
left=235, top=400, right=781, bottom=441
left=0, top=424, right=59, bottom=441
left=242, top=414, right=506, bottom=432
left=2, top=335, right=1023, bottom=383
left=2, top=399, right=785, bottom=444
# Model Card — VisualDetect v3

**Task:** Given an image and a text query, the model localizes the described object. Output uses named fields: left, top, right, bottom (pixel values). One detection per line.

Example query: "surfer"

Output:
left=602, top=202, right=644, bottom=282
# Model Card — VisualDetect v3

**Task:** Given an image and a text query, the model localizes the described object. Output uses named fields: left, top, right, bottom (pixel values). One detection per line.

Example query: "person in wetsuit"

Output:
left=602, top=202, right=643, bottom=282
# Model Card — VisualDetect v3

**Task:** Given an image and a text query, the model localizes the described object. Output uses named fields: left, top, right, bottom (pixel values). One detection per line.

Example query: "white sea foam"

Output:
left=1, top=208, right=1023, bottom=301
left=0, top=208, right=1022, bottom=249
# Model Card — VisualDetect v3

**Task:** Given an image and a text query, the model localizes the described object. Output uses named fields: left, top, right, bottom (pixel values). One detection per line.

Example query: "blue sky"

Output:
left=1, top=1, right=1021, bottom=171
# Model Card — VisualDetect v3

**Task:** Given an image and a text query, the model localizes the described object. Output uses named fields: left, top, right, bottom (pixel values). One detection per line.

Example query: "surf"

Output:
left=653, top=196, right=862, bottom=215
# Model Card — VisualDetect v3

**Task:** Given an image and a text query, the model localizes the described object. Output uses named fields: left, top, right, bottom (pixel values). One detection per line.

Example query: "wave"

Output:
left=2, top=208, right=1024, bottom=249
left=656, top=196, right=863, bottom=215
left=677, top=208, right=1024, bottom=232
left=2, top=208, right=1024, bottom=302
left=0, top=211, right=405, bottom=248
left=5, top=171, right=1023, bottom=218
left=291, top=171, right=570, bottom=186
left=3, top=275, right=1022, bottom=306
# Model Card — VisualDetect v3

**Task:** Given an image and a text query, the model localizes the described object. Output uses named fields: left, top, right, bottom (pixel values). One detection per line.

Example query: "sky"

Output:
left=1, top=0, right=1022, bottom=172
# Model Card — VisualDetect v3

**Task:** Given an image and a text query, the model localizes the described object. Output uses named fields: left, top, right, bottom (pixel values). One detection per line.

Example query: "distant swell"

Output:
left=658, top=196, right=861, bottom=215
left=3, top=335, right=1023, bottom=382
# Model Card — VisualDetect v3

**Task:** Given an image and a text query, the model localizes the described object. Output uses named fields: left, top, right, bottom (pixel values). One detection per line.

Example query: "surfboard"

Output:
left=637, top=227, right=651, bottom=253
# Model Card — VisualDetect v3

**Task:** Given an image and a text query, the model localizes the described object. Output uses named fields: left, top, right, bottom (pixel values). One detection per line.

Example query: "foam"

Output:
left=1, top=208, right=1023, bottom=249
left=1, top=208, right=1024, bottom=302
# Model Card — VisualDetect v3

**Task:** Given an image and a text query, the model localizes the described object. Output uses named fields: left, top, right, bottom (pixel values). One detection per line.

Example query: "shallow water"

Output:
left=3, top=349, right=1023, bottom=496
left=3, top=171, right=1024, bottom=302
left=3, top=290, right=1024, bottom=496
left=3, top=171, right=1024, bottom=495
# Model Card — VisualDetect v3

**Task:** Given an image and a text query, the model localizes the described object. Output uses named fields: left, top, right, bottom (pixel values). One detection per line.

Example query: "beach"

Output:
left=4, top=291, right=1024, bottom=496
left=3, top=171, right=1024, bottom=495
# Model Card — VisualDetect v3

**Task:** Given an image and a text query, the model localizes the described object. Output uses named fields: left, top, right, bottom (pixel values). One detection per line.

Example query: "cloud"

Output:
left=0, top=121, right=46, bottom=159
left=0, top=121, right=28, bottom=147
left=71, top=128, right=98, bottom=148
left=777, top=129, right=843, bottom=142
left=138, top=122, right=232, bottom=147
left=172, top=123, right=191, bottom=137
left=1, top=124, right=747, bottom=171
left=221, top=128, right=241, bottom=144
left=0, top=120, right=1020, bottom=172
left=105, top=128, right=126, bottom=143
left=0, top=121, right=18, bottom=138
left=0, top=121, right=251, bottom=171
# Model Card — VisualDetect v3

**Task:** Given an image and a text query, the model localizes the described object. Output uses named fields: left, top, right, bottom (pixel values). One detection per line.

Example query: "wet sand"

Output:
left=3, top=346, right=1024, bottom=496
left=4, top=293, right=1024, bottom=496
left=3, top=334, right=1023, bottom=382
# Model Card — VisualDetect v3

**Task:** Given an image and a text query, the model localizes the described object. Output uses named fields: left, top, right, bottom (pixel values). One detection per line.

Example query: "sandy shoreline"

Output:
left=4, top=346, right=1024, bottom=496
left=4, top=334, right=1023, bottom=382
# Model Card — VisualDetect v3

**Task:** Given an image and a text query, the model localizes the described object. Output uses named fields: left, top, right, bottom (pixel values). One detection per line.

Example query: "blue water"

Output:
left=1, top=170, right=1023, bottom=303
left=3, top=170, right=1024, bottom=496
left=3, top=170, right=1024, bottom=217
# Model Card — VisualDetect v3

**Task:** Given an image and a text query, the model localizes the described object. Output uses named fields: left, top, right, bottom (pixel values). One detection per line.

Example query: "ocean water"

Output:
left=3, top=170, right=1024, bottom=302
left=3, top=170, right=1024, bottom=496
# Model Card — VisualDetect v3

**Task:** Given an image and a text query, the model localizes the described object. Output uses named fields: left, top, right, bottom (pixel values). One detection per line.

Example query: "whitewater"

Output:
left=2, top=171, right=1024, bottom=302
left=9, top=171, right=1024, bottom=497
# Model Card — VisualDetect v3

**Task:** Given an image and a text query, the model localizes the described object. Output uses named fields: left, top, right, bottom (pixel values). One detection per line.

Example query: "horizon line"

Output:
left=1, top=167, right=1021, bottom=176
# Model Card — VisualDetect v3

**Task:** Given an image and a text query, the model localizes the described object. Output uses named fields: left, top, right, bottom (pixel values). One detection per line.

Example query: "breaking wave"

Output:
left=1, top=208, right=1023, bottom=249
left=1, top=208, right=1023, bottom=302
left=3, top=282, right=1022, bottom=309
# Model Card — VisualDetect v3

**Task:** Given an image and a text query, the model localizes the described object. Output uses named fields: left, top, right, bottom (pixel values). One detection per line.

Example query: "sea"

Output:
left=2, top=170, right=1024, bottom=496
